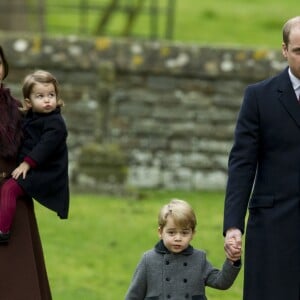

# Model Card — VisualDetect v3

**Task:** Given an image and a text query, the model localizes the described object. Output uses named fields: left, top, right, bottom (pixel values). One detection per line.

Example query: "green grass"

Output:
left=35, top=190, right=243, bottom=300
left=175, top=0, right=295, bottom=48
left=44, top=0, right=300, bottom=48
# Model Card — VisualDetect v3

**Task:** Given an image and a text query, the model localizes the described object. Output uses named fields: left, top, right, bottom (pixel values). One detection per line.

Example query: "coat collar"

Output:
left=26, top=107, right=61, bottom=119
left=277, top=67, right=300, bottom=128
left=154, top=240, right=194, bottom=256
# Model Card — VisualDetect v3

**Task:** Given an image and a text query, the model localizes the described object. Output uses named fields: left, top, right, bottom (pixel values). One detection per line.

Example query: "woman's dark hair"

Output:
left=0, top=46, right=9, bottom=80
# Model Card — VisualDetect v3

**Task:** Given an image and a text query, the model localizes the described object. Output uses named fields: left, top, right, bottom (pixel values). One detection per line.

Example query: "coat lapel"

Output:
left=277, top=68, right=300, bottom=128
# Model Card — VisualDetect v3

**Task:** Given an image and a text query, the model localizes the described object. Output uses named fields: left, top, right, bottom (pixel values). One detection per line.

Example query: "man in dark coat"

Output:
left=223, top=16, right=300, bottom=300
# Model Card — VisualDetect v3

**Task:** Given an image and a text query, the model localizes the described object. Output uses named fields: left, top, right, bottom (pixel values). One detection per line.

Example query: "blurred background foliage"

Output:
left=0, top=0, right=299, bottom=48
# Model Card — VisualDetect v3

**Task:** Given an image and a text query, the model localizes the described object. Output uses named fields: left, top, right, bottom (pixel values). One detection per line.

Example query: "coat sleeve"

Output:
left=125, top=253, right=148, bottom=300
left=27, top=115, right=67, bottom=166
left=223, top=85, right=260, bottom=234
left=204, top=257, right=241, bottom=290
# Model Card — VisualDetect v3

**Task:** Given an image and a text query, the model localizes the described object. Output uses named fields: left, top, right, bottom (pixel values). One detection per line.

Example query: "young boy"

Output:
left=125, top=199, right=241, bottom=299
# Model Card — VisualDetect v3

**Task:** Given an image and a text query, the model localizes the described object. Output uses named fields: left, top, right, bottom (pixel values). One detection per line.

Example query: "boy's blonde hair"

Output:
left=158, top=199, right=197, bottom=232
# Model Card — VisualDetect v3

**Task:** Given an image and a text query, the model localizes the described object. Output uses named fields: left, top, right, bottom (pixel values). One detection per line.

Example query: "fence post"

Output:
left=149, top=0, right=158, bottom=39
left=166, top=0, right=175, bottom=39
left=80, top=0, right=89, bottom=34
left=38, top=0, right=46, bottom=34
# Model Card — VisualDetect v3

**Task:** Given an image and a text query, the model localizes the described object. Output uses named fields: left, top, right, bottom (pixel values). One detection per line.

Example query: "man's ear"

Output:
left=282, top=42, right=288, bottom=58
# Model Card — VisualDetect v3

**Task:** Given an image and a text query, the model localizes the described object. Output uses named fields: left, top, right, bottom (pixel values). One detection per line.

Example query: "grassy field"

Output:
left=175, top=0, right=299, bottom=48
left=46, top=0, right=300, bottom=48
left=35, top=190, right=243, bottom=300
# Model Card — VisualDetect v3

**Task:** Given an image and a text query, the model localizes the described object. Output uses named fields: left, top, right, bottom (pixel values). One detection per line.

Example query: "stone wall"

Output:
left=0, top=33, right=287, bottom=191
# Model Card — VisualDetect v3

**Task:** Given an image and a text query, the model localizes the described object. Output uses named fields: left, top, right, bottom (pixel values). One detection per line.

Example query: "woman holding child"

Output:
left=0, top=45, right=52, bottom=299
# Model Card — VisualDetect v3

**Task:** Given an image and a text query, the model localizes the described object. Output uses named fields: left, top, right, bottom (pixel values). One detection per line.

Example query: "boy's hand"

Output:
left=11, top=161, right=31, bottom=180
left=224, top=228, right=242, bottom=261
left=225, top=238, right=242, bottom=261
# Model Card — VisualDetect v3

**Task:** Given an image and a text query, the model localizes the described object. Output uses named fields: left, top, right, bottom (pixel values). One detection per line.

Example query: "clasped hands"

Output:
left=224, top=228, right=242, bottom=262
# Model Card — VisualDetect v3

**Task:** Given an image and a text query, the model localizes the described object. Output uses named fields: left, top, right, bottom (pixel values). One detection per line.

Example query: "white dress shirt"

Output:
left=288, top=67, right=300, bottom=100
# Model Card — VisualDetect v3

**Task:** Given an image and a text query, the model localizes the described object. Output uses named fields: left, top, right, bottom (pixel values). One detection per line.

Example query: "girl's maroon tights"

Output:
left=0, top=178, right=25, bottom=233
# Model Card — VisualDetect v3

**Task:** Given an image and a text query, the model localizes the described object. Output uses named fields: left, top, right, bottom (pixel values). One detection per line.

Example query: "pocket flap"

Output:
left=248, top=195, right=274, bottom=208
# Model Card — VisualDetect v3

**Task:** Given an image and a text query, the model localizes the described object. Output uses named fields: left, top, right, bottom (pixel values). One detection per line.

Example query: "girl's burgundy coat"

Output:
left=17, top=108, right=69, bottom=219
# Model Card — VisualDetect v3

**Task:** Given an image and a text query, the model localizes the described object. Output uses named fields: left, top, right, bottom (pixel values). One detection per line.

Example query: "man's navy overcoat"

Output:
left=224, top=67, right=300, bottom=299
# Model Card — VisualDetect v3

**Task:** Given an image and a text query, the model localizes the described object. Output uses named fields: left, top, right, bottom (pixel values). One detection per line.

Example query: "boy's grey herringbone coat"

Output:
left=125, top=241, right=240, bottom=300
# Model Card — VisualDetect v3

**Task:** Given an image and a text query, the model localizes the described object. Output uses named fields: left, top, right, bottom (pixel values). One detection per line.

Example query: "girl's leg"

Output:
left=0, top=178, right=25, bottom=233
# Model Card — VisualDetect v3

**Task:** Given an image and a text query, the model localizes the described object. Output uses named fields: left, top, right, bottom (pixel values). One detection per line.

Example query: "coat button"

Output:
left=185, top=293, right=189, bottom=298
left=165, top=260, right=170, bottom=265
left=183, top=262, right=188, bottom=266
left=183, top=278, right=187, bottom=283
left=166, top=277, right=170, bottom=281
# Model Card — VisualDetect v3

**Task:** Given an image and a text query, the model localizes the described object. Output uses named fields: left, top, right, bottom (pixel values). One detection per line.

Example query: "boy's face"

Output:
left=158, top=216, right=194, bottom=254
left=26, top=82, right=57, bottom=113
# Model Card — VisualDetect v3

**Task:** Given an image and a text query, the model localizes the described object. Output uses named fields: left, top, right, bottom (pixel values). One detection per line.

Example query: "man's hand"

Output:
left=224, top=228, right=242, bottom=261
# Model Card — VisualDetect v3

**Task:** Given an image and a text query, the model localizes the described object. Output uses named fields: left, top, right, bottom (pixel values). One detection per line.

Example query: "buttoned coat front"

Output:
left=125, top=242, right=240, bottom=300
left=224, top=67, right=300, bottom=299
left=17, top=108, right=69, bottom=219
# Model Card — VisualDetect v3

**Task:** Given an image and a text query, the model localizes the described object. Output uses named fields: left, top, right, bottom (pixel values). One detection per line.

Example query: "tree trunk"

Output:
left=94, top=0, right=120, bottom=35
left=122, top=0, right=146, bottom=36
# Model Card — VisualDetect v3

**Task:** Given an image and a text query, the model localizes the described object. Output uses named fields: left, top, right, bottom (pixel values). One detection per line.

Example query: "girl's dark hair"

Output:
left=21, top=70, right=64, bottom=112
left=0, top=46, right=9, bottom=80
